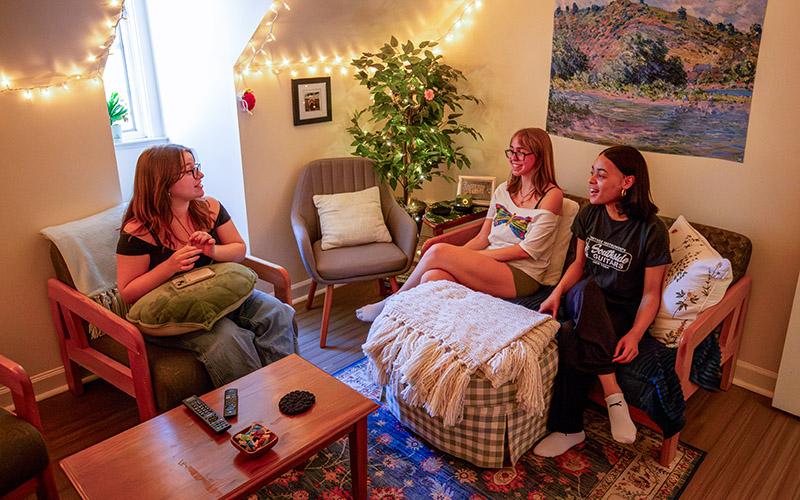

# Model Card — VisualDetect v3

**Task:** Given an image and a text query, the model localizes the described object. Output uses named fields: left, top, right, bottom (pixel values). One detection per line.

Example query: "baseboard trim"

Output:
left=732, top=360, right=778, bottom=398
left=1, top=366, right=98, bottom=411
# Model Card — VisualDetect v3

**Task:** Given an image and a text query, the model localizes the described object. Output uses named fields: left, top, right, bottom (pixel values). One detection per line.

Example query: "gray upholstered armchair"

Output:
left=291, top=157, right=417, bottom=347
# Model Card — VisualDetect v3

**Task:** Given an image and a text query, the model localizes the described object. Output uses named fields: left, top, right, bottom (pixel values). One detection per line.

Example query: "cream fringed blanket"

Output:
left=363, top=281, right=560, bottom=427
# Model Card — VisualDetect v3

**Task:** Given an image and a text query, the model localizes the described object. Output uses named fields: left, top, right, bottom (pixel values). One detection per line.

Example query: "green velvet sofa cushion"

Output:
left=127, top=262, right=257, bottom=336
left=0, top=409, right=48, bottom=495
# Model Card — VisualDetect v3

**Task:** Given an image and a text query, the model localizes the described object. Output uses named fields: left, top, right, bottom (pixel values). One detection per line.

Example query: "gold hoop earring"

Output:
left=621, top=187, right=627, bottom=198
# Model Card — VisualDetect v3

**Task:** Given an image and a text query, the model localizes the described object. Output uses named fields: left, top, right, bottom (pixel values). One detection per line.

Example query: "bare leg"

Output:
left=356, top=243, right=516, bottom=322
left=598, top=373, right=621, bottom=397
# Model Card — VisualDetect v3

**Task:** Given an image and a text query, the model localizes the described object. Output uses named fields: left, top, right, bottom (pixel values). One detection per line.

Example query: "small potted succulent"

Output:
left=107, top=91, right=129, bottom=140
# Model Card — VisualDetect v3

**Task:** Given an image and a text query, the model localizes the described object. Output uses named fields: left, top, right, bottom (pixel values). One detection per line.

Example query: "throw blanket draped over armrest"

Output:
left=363, top=281, right=560, bottom=427
left=41, top=203, right=129, bottom=338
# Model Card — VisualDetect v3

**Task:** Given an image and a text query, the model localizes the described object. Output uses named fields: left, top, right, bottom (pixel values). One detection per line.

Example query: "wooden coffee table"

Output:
left=60, top=354, right=379, bottom=499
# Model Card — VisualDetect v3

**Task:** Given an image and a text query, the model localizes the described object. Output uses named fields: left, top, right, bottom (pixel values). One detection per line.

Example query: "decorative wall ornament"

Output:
left=546, top=0, right=768, bottom=163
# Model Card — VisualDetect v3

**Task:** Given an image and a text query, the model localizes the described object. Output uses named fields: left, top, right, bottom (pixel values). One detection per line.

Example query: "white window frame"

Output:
left=110, top=0, right=165, bottom=143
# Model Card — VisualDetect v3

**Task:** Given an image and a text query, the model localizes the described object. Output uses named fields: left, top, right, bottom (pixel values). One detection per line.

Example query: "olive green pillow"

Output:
left=127, top=262, right=257, bottom=336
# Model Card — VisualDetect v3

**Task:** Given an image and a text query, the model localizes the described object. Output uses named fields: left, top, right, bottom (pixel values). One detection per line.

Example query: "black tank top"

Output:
left=116, top=204, right=231, bottom=271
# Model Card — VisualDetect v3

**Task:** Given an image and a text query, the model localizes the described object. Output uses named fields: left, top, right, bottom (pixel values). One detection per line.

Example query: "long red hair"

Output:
left=506, top=128, right=559, bottom=199
left=122, top=144, right=212, bottom=248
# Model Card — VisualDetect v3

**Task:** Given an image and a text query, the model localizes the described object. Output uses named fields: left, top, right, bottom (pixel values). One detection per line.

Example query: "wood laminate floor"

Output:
left=31, top=282, right=800, bottom=499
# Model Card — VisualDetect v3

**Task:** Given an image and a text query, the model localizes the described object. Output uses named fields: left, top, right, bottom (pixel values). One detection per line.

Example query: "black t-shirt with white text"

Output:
left=572, top=204, right=671, bottom=307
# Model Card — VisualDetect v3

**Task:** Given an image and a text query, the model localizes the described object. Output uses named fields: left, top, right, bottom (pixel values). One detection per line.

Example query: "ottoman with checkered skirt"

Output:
left=384, top=339, right=559, bottom=468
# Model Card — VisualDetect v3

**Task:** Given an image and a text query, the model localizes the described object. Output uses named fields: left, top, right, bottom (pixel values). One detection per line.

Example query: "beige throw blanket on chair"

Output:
left=363, top=280, right=560, bottom=427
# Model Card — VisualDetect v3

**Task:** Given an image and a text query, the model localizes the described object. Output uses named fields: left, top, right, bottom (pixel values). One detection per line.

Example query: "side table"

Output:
left=423, top=200, right=489, bottom=236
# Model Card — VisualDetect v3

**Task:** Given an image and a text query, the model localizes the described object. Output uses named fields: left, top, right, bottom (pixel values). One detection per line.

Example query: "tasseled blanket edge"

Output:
left=363, top=312, right=554, bottom=426
left=87, top=287, right=129, bottom=339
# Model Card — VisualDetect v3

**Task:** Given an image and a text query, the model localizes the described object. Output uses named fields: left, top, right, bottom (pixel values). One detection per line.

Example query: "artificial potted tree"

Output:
left=107, top=91, right=129, bottom=140
left=347, top=37, right=482, bottom=216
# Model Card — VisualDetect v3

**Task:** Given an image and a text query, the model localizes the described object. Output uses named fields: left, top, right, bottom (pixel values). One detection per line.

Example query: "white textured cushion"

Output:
left=540, top=198, right=580, bottom=286
left=650, top=216, right=733, bottom=347
left=313, top=186, right=392, bottom=250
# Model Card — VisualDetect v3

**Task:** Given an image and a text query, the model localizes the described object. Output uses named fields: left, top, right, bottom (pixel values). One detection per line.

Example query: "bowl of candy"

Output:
left=231, top=423, right=278, bottom=457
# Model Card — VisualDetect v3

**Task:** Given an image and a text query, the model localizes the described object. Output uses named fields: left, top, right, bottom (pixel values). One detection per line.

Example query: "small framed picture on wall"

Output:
left=291, top=77, right=332, bottom=126
left=456, top=175, right=496, bottom=206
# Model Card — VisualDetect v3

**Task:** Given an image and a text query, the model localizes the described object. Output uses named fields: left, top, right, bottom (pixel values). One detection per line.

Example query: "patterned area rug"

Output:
left=255, top=358, right=703, bottom=499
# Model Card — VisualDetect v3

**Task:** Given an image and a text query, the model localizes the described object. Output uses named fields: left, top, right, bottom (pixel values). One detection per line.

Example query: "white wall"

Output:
left=145, top=0, right=271, bottom=246
left=0, top=84, right=122, bottom=402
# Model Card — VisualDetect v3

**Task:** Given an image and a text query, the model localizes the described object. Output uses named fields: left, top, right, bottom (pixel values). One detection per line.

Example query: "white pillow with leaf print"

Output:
left=650, top=216, right=733, bottom=347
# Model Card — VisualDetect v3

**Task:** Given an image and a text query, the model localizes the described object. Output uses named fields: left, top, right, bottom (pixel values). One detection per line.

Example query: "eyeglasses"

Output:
left=181, top=162, right=202, bottom=179
left=504, top=149, right=535, bottom=160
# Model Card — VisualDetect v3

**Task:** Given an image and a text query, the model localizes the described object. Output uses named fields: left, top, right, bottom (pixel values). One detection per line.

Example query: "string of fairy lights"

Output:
left=1, top=0, right=483, bottom=100
left=234, top=0, right=484, bottom=81
left=0, top=0, right=126, bottom=100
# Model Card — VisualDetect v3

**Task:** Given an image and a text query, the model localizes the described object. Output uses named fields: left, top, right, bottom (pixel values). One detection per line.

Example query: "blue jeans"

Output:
left=145, top=290, right=298, bottom=387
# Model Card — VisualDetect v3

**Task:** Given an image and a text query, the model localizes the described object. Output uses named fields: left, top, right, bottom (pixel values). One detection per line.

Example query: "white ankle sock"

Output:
left=532, top=431, right=585, bottom=457
left=355, top=300, right=386, bottom=322
left=605, top=392, right=637, bottom=444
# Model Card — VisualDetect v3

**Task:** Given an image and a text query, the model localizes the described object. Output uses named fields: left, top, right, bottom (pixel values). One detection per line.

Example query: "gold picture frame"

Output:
left=456, top=175, right=496, bottom=206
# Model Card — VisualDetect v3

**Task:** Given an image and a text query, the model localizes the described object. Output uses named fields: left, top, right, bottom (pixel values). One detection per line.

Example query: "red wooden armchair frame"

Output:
left=47, top=256, right=292, bottom=422
left=0, top=354, right=59, bottom=499
left=421, top=220, right=752, bottom=466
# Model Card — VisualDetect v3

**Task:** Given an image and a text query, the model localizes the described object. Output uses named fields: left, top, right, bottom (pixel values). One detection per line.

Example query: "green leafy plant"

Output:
left=107, top=91, right=129, bottom=126
left=347, top=37, right=482, bottom=205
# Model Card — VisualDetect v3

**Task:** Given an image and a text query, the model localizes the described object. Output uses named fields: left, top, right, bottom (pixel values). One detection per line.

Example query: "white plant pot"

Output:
left=111, top=123, right=123, bottom=140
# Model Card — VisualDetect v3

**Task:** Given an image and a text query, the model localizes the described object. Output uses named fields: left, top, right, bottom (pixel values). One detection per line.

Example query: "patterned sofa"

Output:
left=387, top=193, right=751, bottom=467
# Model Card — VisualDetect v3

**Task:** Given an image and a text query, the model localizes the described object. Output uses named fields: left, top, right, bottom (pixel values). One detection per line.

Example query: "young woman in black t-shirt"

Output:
left=116, top=144, right=297, bottom=387
left=533, top=145, right=671, bottom=457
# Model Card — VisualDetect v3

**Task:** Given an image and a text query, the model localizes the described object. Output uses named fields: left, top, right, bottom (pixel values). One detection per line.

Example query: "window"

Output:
left=103, top=0, right=164, bottom=142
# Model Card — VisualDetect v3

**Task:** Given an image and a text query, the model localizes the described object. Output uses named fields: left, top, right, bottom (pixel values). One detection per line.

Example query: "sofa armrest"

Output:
left=243, top=255, right=292, bottom=305
left=47, top=278, right=146, bottom=355
left=0, top=355, right=42, bottom=431
left=673, top=275, right=752, bottom=396
left=421, top=220, right=484, bottom=256
left=290, top=212, right=321, bottom=282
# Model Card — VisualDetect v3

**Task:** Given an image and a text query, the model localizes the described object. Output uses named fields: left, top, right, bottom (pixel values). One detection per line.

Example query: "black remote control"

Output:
left=223, top=388, right=238, bottom=418
left=182, top=396, right=231, bottom=433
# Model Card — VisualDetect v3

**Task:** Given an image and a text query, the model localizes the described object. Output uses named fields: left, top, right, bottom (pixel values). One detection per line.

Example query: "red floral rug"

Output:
left=255, top=358, right=704, bottom=499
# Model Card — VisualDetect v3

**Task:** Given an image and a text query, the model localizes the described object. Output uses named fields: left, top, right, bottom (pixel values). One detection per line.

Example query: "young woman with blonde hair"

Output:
left=357, top=127, right=563, bottom=321
left=116, top=144, right=297, bottom=387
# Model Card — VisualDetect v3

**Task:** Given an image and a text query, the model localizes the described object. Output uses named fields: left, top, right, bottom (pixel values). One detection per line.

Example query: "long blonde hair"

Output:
left=122, top=144, right=212, bottom=248
left=506, top=128, right=559, bottom=199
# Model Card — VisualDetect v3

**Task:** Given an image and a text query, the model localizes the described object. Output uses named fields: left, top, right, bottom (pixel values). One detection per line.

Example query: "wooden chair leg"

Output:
left=659, top=433, right=679, bottom=467
left=389, top=276, right=399, bottom=293
left=37, top=464, right=58, bottom=500
left=320, top=285, right=335, bottom=348
left=306, top=281, right=317, bottom=311
left=49, top=299, right=84, bottom=396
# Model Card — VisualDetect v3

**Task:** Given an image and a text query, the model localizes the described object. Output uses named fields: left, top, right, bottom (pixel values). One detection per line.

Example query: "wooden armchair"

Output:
left=47, top=249, right=292, bottom=422
left=420, top=194, right=752, bottom=467
left=0, top=354, right=58, bottom=499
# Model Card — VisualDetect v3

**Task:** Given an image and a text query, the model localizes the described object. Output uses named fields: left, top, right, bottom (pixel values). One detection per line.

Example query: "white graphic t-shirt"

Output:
left=485, top=182, right=559, bottom=282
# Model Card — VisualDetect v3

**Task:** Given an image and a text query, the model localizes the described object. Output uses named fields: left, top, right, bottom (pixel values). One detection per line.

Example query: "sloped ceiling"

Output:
left=236, top=0, right=468, bottom=71
left=0, top=0, right=121, bottom=89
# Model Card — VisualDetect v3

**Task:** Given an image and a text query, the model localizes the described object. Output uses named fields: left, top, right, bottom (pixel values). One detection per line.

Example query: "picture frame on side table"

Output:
left=291, top=77, right=332, bottom=126
left=456, top=176, right=496, bottom=206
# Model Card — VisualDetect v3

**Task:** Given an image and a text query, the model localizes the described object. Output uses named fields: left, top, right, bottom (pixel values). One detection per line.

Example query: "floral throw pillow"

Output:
left=650, top=216, right=732, bottom=347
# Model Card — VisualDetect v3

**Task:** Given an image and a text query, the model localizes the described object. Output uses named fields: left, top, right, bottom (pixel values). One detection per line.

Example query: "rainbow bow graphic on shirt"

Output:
left=493, top=204, right=532, bottom=239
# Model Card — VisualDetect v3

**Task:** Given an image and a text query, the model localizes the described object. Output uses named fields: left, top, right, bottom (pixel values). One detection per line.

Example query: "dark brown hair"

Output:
left=506, top=128, right=559, bottom=199
left=122, top=144, right=212, bottom=248
left=600, top=145, right=658, bottom=220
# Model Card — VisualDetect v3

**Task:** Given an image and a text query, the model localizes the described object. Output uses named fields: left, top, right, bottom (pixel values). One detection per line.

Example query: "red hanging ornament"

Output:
left=239, top=88, right=256, bottom=114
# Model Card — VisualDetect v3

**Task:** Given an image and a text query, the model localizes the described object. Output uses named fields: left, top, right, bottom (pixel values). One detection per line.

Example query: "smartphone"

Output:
left=172, top=267, right=216, bottom=289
